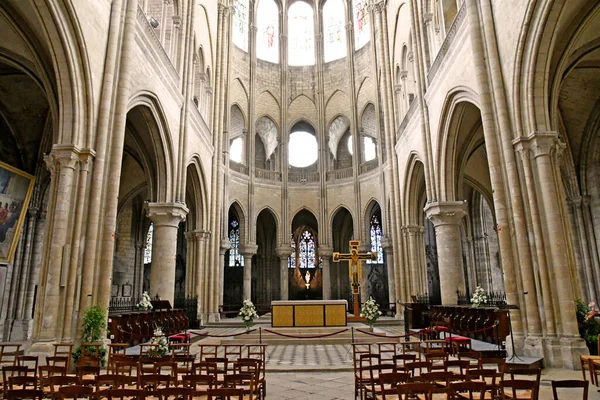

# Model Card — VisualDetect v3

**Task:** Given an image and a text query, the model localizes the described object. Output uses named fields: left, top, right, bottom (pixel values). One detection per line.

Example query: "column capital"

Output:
left=276, top=245, right=291, bottom=258
left=423, top=12, right=434, bottom=24
left=318, top=246, right=334, bottom=257
left=512, top=131, right=563, bottom=158
left=220, top=239, right=231, bottom=251
left=241, top=243, right=258, bottom=255
left=78, top=148, right=96, bottom=172
left=402, top=224, right=423, bottom=234
left=146, top=202, right=188, bottom=227
left=44, top=144, right=81, bottom=174
left=424, top=201, right=468, bottom=226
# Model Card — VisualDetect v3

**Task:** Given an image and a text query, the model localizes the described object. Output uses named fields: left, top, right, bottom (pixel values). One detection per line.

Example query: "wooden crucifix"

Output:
left=332, top=240, right=376, bottom=318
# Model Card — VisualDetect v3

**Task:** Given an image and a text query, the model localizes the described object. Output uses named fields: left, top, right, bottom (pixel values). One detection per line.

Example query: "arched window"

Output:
left=347, top=135, right=377, bottom=162
left=233, top=0, right=249, bottom=51
left=144, top=223, right=154, bottom=264
left=256, top=0, right=279, bottom=63
left=323, top=0, right=347, bottom=62
left=367, top=215, right=384, bottom=264
left=230, top=138, right=244, bottom=163
left=288, top=2, right=315, bottom=66
left=289, top=130, right=318, bottom=167
left=228, top=220, right=244, bottom=267
left=352, top=0, right=370, bottom=50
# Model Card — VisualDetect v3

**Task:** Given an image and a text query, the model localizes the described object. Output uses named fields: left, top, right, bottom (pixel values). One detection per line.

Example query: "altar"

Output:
left=271, top=300, right=348, bottom=327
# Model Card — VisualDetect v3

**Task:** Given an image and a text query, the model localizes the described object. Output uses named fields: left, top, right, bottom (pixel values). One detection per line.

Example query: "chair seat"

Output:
left=445, top=337, right=471, bottom=342
left=169, top=334, right=191, bottom=342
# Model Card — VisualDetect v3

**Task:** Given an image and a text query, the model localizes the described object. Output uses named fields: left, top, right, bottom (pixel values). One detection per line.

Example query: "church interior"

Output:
left=1, top=0, right=600, bottom=395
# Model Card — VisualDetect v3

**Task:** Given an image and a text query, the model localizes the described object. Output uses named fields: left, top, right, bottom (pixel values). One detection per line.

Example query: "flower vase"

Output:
left=368, top=324, right=374, bottom=332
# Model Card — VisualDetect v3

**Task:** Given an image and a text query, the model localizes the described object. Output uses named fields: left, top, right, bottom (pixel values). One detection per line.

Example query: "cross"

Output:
left=332, top=240, right=375, bottom=317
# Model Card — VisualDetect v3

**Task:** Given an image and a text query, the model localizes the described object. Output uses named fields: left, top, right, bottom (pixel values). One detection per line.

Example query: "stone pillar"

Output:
left=320, top=247, right=333, bottom=300
left=195, top=230, right=210, bottom=322
left=276, top=246, right=290, bottom=301
left=147, top=203, right=188, bottom=305
left=32, top=145, right=79, bottom=343
left=569, top=196, right=597, bottom=302
left=241, top=244, right=258, bottom=301
left=381, top=237, right=397, bottom=316
left=425, top=202, right=467, bottom=305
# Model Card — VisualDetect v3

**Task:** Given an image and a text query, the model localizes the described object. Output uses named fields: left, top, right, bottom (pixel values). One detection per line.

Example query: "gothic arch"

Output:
left=403, top=154, right=427, bottom=225
left=256, top=205, right=281, bottom=242
left=228, top=201, right=247, bottom=243
left=185, top=157, right=208, bottom=231
left=127, top=94, right=176, bottom=203
left=363, top=199, right=382, bottom=242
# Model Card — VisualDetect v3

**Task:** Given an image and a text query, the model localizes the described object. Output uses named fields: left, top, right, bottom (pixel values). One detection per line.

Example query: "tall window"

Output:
left=288, top=231, right=318, bottom=268
left=288, top=131, right=318, bottom=167
left=353, top=0, right=370, bottom=50
left=288, top=2, right=315, bottom=66
left=230, top=138, right=244, bottom=163
left=228, top=220, right=244, bottom=266
left=367, top=215, right=384, bottom=264
left=323, top=0, right=347, bottom=62
left=144, top=223, right=154, bottom=264
left=257, top=0, right=279, bottom=63
left=233, top=0, right=249, bottom=51
left=348, top=135, right=377, bottom=162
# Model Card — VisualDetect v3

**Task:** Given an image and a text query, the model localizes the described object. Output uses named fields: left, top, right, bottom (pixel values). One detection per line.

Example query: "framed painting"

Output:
left=0, top=161, right=35, bottom=264
left=122, top=282, right=132, bottom=297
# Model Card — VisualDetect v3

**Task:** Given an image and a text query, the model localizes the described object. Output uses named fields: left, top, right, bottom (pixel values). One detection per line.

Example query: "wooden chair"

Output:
left=580, top=354, right=600, bottom=384
left=3, top=365, right=29, bottom=396
left=75, top=365, right=100, bottom=385
left=420, top=371, right=456, bottom=386
left=357, top=354, right=381, bottom=400
left=95, top=374, right=126, bottom=396
left=7, top=376, right=38, bottom=391
left=377, top=343, right=398, bottom=362
left=352, top=344, right=373, bottom=399
left=372, top=372, right=409, bottom=400
left=106, top=388, right=147, bottom=400
left=169, top=343, right=191, bottom=357
left=449, top=381, right=486, bottom=400
left=478, top=358, right=505, bottom=374
left=16, top=356, right=38, bottom=377
left=425, top=352, right=448, bottom=372
left=223, top=373, right=258, bottom=400
left=392, top=354, right=416, bottom=372
left=5, top=389, right=44, bottom=400
left=197, top=345, right=218, bottom=362
left=153, top=362, right=178, bottom=380
left=46, top=375, right=79, bottom=400
left=459, top=351, right=481, bottom=370
left=45, top=356, right=69, bottom=369
left=192, top=361, right=218, bottom=377
left=207, top=387, right=244, bottom=400
left=156, top=387, right=193, bottom=400
left=404, top=361, right=431, bottom=377
left=38, top=366, right=67, bottom=397
left=204, top=357, right=229, bottom=384
left=223, top=345, right=244, bottom=361
left=551, top=380, right=589, bottom=400
left=181, top=374, right=215, bottom=397
left=396, top=382, right=435, bottom=400
left=137, top=374, right=171, bottom=395
left=499, top=380, right=537, bottom=400
left=504, top=368, right=541, bottom=400
left=0, top=344, right=22, bottom=367
left=445, top=359, right=470, bottom=375
left=57, top=385, right=94, bottom=400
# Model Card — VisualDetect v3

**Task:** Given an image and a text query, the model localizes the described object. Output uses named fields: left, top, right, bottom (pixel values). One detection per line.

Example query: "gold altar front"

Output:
left=271, top=300, right=348, bottom=327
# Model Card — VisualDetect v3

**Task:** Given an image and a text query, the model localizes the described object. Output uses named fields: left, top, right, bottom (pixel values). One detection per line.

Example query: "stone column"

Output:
left=381, top=237, right=397, bottom=316
left=32, top=145, right=79, bottom=343
left=425, top=202, right=467, bottom=304
left=184, top=231, right=196, bottom=297
left=241, top=244, right=258, bottom=301
left=133, top=242, right=144, bottom=298
left=147, top=203, right=188, bottom=305
left=195, top=230, right=209, bottom=321
left=319, top=247, right=333, bottom=300
left=276, top=246, right=290, bottom=301
left=569, top=196, right=597, bottom=301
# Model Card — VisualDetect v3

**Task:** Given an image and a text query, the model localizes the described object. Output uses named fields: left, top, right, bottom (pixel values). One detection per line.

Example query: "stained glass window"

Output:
left=233, top=0, right=249, bottom=51
left=288, top=2, right=315, bottom=66
left=229, top=220, right=244, bottom=267
left=353, top=0, right=370, bottom=50
left=257, top=0, right=279, bottom=63
left=367, top=215, right=384, bottom=264
left=288, top=231, right=317, bottom=268
left=144, top=223, right=153, bottom=264
left=323, top=0, right=347, bottom=62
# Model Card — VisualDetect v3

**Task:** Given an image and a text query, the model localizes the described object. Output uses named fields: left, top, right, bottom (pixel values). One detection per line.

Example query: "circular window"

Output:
left=288, top=131, right=318, bottom=167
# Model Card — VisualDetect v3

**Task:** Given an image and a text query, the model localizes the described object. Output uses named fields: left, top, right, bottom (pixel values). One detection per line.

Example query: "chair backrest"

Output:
left=7, top=376, right=38, bottom=390
left=207, top=387, right=244, bottom=400
left=445, top=359, right=470, bottom=375
left=449, top=381, right=486, bottom=400
left=107, top=388, right=146, bottom=400
left=467, top=368, right=501, bottom=386
left=192, top=361, right=218, bottom=377
left=58, top=385, right=94, bottom=400
left=223, top=373, right=255, bottom=395
left=245, top=344, right=267, bottom=364
left=197, top=345, right=218, bottom=362
left=95, top=374, right=125, bottom=390
left=113, top=360, right=138, bottom=377
left=181, top=374, right=215, bottom=391
left=404, top=361, right=431, bottom=376
left=500, top=379, right=537, bottom=400
left=6, top=389, right=44, bottom=400
left=16, top=356, right=38, bottom=376
left=223, top=345, right=243, bottom=361
left=420, top=371, right=454, bottom=385
left=169, top=344, right=190, bottom=357
left=377, top=343, right=398, bottom=361
left=551, top=380, right=589, bottom=400
left=3, top=365, right=29, bottom=383
left=479, top=357, right=506, bottom=373
left=156, top=387, right=193, bottom=400
left=38, top=365, right=66, bottom=381
left=138, top=374, right=171, bottom=391
left=396, top=382, right=435, bottom=400
left=153, top=362, right=177, bottom=377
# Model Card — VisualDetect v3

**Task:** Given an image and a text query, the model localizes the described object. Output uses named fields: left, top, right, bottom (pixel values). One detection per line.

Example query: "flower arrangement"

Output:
left=471, top=286, right=488, bottom=307
left=147, top=328, right=169, bottom=358
left=138, top=291, right=153, bottom=310
left=360, top=296, right=382, bottom=328
left=576, top=298, right=600, bottom=355
left=239, top=299, right=259, bottom=328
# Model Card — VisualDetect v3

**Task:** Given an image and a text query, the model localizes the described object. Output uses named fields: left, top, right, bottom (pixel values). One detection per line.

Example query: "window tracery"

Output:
left=353, top=0, right=370, bottom=50
left=367, top=215, right=383, bottom=264
left=257, top=0, right=279, bottom=63
left=288, top=2, right=315, bottom=66
left=229, top=220, right=244, bottom=267
left=233, top=0, right=249, bottom=51
left=323, top=0, right=347, bottom=62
